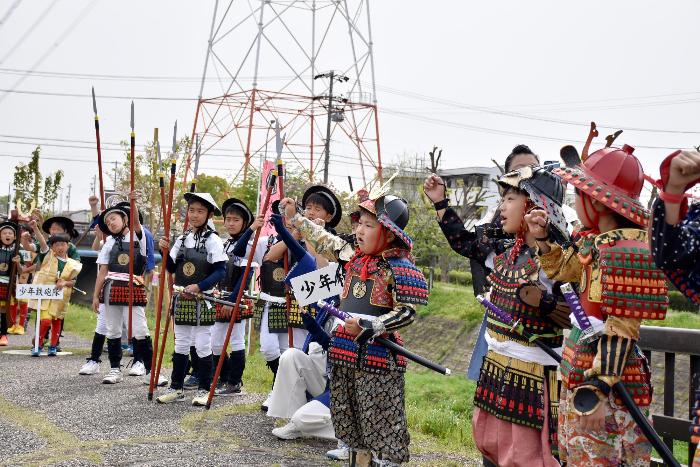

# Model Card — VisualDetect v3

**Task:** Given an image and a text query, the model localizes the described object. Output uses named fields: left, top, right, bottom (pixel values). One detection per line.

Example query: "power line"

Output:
left=0, top=0, right=23, bottom=30
left=0, top=67, right=296, bottom=83
left=0, top=88, right=197, bottom=101
left=379, top=107, right=686, bottom=151
left=0, top=0, right=96, bottom=105
left=0, top=0, right=59, bottom=65
left=372, top=83, right=700, bottom=135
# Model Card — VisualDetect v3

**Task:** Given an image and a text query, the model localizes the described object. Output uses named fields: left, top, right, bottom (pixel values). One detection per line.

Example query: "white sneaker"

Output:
left=79, top=360, right=100, bottom=375
left=128, top=361, right=147, bottom=376
left=156, top=387, right=185, bottom=404
left=142, top=372, right=169, bottom=387
left=102, top=368, right=123, bottom=384
left=261, top=391, right=273, bottom=412
left=192, top=390, right=210, bottom=407
left=326, top=441, right=350, bottom=461
left=272, top=421, right=302, bottom=440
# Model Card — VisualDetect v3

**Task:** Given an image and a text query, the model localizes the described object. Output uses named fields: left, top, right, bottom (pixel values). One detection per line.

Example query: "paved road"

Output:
left=0, top=333, right=477, bottom=466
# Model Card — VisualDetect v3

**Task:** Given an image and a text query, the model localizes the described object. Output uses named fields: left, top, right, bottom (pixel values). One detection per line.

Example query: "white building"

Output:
left=438, top=166, right=501, bottom=229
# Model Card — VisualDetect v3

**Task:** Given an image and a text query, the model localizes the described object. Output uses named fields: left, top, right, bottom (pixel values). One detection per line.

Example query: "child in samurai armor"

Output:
left=0, top=221, right=22, bottom=346
left=80, top=201, right=159, bottom=379
left=29, top=230, right=82, bottom=356
left=279, top=189, right=428, bottom=466
left=0, top=224, right=35, bottom=335
left=424, top=145, right=540, bottom=384
left=211, top=198, right=264, bottom=396
left=156, top=193, right=227, bottom=406
left=23, top=215, right=81, bottom=351
left=647, top=149, right=700, bottom=467
left=257, top=185, right=343, bottom=409
left=469, top=167, right=571, bottom=467
left=92, top=199, right=154, bottom=384
left=527, top=144, right=669, bottom=466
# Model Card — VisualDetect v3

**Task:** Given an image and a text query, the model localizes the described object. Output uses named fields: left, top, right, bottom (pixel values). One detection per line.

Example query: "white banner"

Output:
left=290, top=262, right=344, bottom=306
left=15, top=284, right=64, bottom=300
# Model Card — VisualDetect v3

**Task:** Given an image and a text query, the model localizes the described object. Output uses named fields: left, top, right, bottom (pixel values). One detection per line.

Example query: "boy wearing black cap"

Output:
left=156, top=192, right=227, bottom=406
left=211, top=198, right=264, bottom=396
left=92, top=197, right=153, bottom=384
left=29, top=227, right=82, bottom=357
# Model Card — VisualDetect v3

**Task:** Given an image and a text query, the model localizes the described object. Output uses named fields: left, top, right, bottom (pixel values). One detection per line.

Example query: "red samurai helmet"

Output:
left=555, top=144, right=650, bottom=227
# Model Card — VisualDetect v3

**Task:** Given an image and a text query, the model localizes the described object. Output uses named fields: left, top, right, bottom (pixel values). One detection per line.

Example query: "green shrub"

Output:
left=668, top=290, right=699, bottom=313
left=447, top=270, right=472, bottom=286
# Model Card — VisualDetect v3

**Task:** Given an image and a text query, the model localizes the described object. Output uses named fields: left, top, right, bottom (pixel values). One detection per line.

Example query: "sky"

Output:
left=0, top=0, right=698, bottom=212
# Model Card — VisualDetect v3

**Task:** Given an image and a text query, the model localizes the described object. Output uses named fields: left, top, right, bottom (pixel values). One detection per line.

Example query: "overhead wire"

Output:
left=0, top=0, right=59, bottom=65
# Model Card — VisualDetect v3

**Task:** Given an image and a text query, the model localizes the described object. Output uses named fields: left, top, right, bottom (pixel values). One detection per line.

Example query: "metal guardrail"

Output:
left=639, top=325, right=700, bottom=466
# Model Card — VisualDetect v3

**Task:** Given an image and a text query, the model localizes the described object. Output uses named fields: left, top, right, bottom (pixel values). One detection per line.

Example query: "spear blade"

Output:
left=193, top=134, right=201, bottom=177
left=130, top=101, right=135, bottom=131
left=171, top=120, right=178, bottom=155
left=275, top=120, right=284, bottom=157
left=91, top=86, right=97, bottom=115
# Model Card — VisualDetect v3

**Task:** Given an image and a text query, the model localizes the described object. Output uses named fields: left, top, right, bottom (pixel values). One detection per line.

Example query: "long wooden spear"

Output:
left=127, top=101, right=135, bottom=342
left=153, top=125, right=178, bottom=391
left=182, top=133, right=200, bottom=231
left=275, top=122, right=293, bottom=348
left=205, top=170, right=278, bottom=409
left=92, top=87, right=105, bottom=210
left=148, top=136, right=167, bottom=400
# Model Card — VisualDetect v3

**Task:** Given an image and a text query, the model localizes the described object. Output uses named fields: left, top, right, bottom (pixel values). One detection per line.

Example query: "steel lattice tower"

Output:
left=186, top=0, right=383, bottom=190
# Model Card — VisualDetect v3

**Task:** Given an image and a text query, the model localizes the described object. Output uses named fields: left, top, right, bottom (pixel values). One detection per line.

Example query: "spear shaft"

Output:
left=92, top=87, right=105, bottom=210
left=153, top=159, right=177, bottom=395
left=128, top=101, right=135, bottom=341
left=206, top=171, right=278, bottom=409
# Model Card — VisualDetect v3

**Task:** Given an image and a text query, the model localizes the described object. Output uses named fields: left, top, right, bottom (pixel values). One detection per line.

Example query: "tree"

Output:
left=13, top=146, right=63, bottom=214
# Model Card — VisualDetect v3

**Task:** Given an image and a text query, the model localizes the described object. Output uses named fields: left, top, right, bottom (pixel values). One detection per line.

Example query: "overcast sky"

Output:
left=0, top=0, right=698, bottom=212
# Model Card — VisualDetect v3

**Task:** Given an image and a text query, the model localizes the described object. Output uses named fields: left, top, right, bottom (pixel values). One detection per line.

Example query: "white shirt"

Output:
left=169, top=230, right=228, bottom=265
left=97, top=231, right=147, bottom=265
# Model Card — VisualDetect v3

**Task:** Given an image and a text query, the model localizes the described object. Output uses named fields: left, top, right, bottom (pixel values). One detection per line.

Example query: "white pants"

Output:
left=211, top=320, right=246, bottom=355
left=267, top=345, right=334, bottom=440
left=103, top=305, right=149, bottom=340
left=174, top=324, right=212, bottom=357
left=267, top=346, right=328, bottom=418
left=291, top=400, right=335, bottom=440
left=95, top=304, right=108, bottom=335
left=259, top=302, right=307, bottom=361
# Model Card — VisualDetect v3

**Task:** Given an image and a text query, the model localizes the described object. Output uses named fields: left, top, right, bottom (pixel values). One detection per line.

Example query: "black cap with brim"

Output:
left=221, top=197, right=253, bottom=229
left=184, top=192, right=221, bottom=216
left=42, top=216, right=78, bottom=239
left=115, top=201, right=144, bottom=224
left=98, top=204, right=130, bottom=235
left=302, top=185, right=342, bottom=228
left=0, top=220, right=18, bottom=236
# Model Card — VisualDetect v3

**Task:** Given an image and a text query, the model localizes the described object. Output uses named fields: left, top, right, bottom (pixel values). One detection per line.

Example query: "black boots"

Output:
left=170, top=352, right=189, bottom=390
left=197, top=354, right=214, bottom=391
left=89, top=332, right=106, bottom=363
left=106, top=338, right=122, bottom=369
left=228, top=350, right=246, bottom=387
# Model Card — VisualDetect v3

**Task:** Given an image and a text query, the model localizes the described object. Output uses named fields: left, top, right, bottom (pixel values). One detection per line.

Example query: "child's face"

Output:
left=51, top=241, right=69, bottom=257
left=48, top=222, right=67, bottom=235
left=224, top=212, right=245, bottom=236
left=304, top=202, right=332, bottom=223
left=356, top=212, right=391, bottom=254
left=105, top=212, right=126, bottom=234
left=0, top=228, right=15, bottom=246
left=499, top=188, right=528, bottom=234
left=188, top=201, right=212, bottom=228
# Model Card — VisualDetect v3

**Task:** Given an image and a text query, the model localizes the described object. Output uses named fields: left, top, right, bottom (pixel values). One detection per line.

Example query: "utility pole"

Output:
left=314, top=71, right=349, bottom=184
left=113, top=161, right=118, bottom=190
left=66, top=184, right=72, bottom=212
left=91, top=175, right=97, bottom=196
